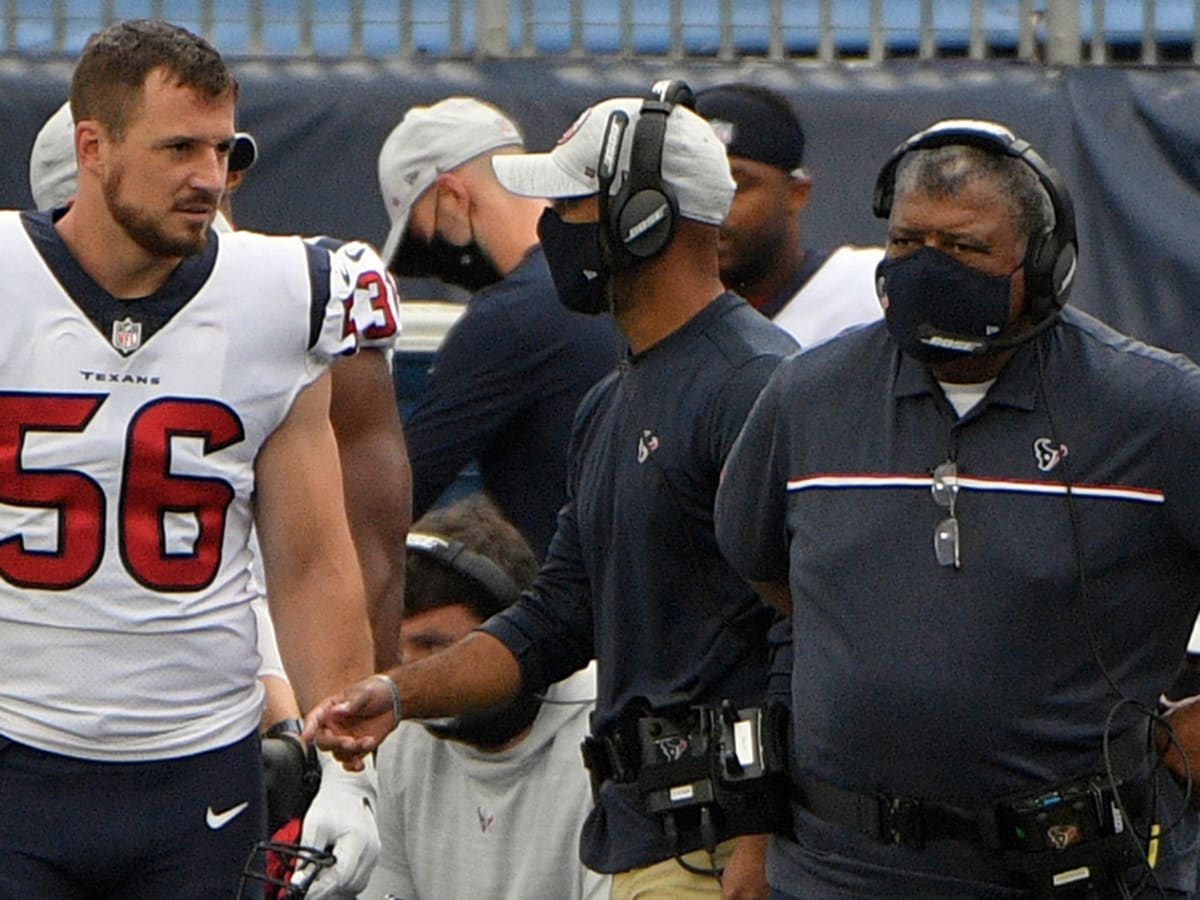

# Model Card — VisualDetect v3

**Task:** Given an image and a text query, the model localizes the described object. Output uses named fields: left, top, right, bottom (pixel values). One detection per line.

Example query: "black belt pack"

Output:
left=582, top=696, right=793, bottom=846
left=993, top=774, right=1152, bottom=897
left=794, top=723, right=1157, bottom=898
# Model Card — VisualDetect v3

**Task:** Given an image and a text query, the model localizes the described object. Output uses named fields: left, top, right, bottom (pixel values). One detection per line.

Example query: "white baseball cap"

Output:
left=29, top=99, right=258, bottom=212
left=29, top=101, right=76, bottom=211
left=377, top=96, right=524, bottom=265
left=491, top=96, right=735, bottom=227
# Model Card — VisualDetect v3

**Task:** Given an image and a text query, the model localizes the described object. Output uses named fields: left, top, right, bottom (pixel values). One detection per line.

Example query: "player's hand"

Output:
left=302, top=676, right=398, bottom=770
left=294, top=751, right=381, bottom=899
left=1158, top=698, right=1200, bottom=806
left=720, top=833, right=770, bottom=900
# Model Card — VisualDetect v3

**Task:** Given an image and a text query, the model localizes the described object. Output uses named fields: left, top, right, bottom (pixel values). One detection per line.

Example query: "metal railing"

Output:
left=3, top=1, right=1197, bottom=64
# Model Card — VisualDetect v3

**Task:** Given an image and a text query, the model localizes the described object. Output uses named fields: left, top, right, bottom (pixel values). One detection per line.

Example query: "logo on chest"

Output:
left=637, top=429, right=660, bottom=464
left=1033, top=437, right=1069, bottom=473
left=111, top=317, right=143, bottom=355
left=477, top=806, right=495, bottom=833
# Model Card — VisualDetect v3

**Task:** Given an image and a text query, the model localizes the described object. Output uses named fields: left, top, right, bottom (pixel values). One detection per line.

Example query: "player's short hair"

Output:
left=405, top=494, right=539, bottom=623
left=894, top=143, right=1054, bottom=243
left=70, top=18, right=237, bottom=141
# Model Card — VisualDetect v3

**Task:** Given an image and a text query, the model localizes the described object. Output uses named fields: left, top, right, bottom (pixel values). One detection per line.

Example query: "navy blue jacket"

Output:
left=405, top=245, right=622, bottom=559
left=482, top=292, right=799, bottom=872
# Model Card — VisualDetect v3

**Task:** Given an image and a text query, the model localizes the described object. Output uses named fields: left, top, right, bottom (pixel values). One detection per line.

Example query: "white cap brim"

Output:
left=380, top=207, right=414, bottom=269
left=29, top=100, right=77, bottom=211
left=492, top=152, right=595, bottom=200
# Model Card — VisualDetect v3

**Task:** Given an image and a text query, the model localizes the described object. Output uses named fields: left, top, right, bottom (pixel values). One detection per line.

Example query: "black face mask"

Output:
left=876, top=246, right=1016, bottom=365
left=423, top=691, right=543, bottom=750
left=536, top=207, right=610, bottom=315
left=389, top=229, right=504, bottom=292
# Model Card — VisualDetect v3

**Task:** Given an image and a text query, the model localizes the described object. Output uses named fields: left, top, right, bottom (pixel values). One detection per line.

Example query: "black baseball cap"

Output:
left=695, top=84, right=806, bottom=173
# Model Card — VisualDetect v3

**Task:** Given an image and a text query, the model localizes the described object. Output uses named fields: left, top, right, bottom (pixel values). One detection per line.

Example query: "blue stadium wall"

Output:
left=3, top=58, right=1198, bottom=361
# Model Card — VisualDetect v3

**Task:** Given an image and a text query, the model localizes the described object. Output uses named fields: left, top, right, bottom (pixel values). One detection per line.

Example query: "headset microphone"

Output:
left=917, top=311, right=1063, bottom=356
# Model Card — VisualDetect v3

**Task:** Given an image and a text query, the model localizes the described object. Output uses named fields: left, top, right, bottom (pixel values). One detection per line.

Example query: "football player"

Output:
left=28, top=84, right=413, bottom=900
left=0, top=19, right=397, bottom=899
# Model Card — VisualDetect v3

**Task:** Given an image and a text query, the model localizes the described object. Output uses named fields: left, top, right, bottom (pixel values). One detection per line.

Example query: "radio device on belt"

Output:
left=793, top=721, right=1157, bottom=898
left=582, top=695, right=791, bottom=873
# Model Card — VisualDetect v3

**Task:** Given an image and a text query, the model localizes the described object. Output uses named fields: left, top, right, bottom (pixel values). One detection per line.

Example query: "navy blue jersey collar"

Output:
left=21, top=208, right=218, bottom=355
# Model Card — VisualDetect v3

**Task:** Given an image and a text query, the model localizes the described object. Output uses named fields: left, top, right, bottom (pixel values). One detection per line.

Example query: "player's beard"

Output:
left=719, top=220, right=791, bottom=297
left=103, top=164, right=212, bottom=259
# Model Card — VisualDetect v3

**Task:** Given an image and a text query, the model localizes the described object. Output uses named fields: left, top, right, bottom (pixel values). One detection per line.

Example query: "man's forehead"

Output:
left=136, top=69, right=235, bottom=113
left=891, top=185, right=1024, bottom=247
left=123, top=80, right=235, bottom=140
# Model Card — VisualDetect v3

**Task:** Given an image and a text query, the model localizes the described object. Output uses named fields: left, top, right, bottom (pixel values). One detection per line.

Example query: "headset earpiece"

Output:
left=600, top=80, right=694, bottom=266
left=872, top=120, right=1078, bottom=323
left=649, top=78, right=696, bottom=110
left=406, top=533, right=521, bottom=608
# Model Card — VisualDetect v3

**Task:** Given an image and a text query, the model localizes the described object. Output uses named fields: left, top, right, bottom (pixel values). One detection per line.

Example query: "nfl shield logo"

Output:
left=112, top=317, right=142, bottom=355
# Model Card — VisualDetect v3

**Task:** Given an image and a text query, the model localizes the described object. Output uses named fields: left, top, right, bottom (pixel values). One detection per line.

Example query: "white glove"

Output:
left=293, top=749, right=380, bottom=899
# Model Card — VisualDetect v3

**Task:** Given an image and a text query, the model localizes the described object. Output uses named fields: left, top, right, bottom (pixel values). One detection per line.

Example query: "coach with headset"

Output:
left=309, top=83, right=798, bottom=897
left=714, top=119, right=1200, bottom=897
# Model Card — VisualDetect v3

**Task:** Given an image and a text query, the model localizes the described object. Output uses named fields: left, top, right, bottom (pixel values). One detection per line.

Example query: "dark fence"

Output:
left=3, top=57, right=1199, bottom=361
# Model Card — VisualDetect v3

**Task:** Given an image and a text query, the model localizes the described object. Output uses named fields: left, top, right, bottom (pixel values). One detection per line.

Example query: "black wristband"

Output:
left=263, top=717, right=305, bottom=741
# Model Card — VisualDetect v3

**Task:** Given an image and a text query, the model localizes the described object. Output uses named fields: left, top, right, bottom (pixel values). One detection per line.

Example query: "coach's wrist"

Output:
left=371, top=673, right=402, bottom=725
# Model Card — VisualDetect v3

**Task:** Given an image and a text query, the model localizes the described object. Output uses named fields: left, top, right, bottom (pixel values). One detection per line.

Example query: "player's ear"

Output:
left=74, top=120, right=105, bottom=176
left=786, top=170, right=812, bottom=217
left=434, top=171, right=472, bottom=221
left=225, top=167, right=247, bottom=195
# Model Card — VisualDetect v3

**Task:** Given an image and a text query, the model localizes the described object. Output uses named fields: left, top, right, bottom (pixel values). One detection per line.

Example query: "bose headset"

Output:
left=872, top=118, right=1079, bottom=329
left=598, top=79, right=696, bottom=266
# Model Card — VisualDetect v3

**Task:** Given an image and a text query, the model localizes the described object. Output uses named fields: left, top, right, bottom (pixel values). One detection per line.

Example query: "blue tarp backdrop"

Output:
left=2, top=58, right=1197, bottom=360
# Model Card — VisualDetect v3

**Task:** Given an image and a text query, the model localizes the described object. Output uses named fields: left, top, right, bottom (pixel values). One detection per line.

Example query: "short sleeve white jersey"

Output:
left=308, top=236, right=404, bottom=358
left=0, top=212, right=392, bottom=761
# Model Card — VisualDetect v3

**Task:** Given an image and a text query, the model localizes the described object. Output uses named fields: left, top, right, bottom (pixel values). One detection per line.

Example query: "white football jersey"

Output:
left=0, top=211, right=400, bottom=761
left=771, top=245, right=884, bottom=349
left=311, top=235, right=404, bottom=356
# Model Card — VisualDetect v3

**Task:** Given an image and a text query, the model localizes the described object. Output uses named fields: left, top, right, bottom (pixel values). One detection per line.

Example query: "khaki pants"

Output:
left=609, top=839, right=737, bottom=899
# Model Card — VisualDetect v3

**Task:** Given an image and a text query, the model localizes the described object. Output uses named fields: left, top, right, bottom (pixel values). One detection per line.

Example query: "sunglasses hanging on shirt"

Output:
left=930, top=460, right=961, bottom=569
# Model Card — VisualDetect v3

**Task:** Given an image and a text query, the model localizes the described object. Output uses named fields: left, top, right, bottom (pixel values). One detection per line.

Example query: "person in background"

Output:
left=377, top=96, right=621, bottom=560
left=363, top=493, right=608, bottom=900
left=695, top=82, right=885, bottom=717
left=694, top=82, right=882, bottom=348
